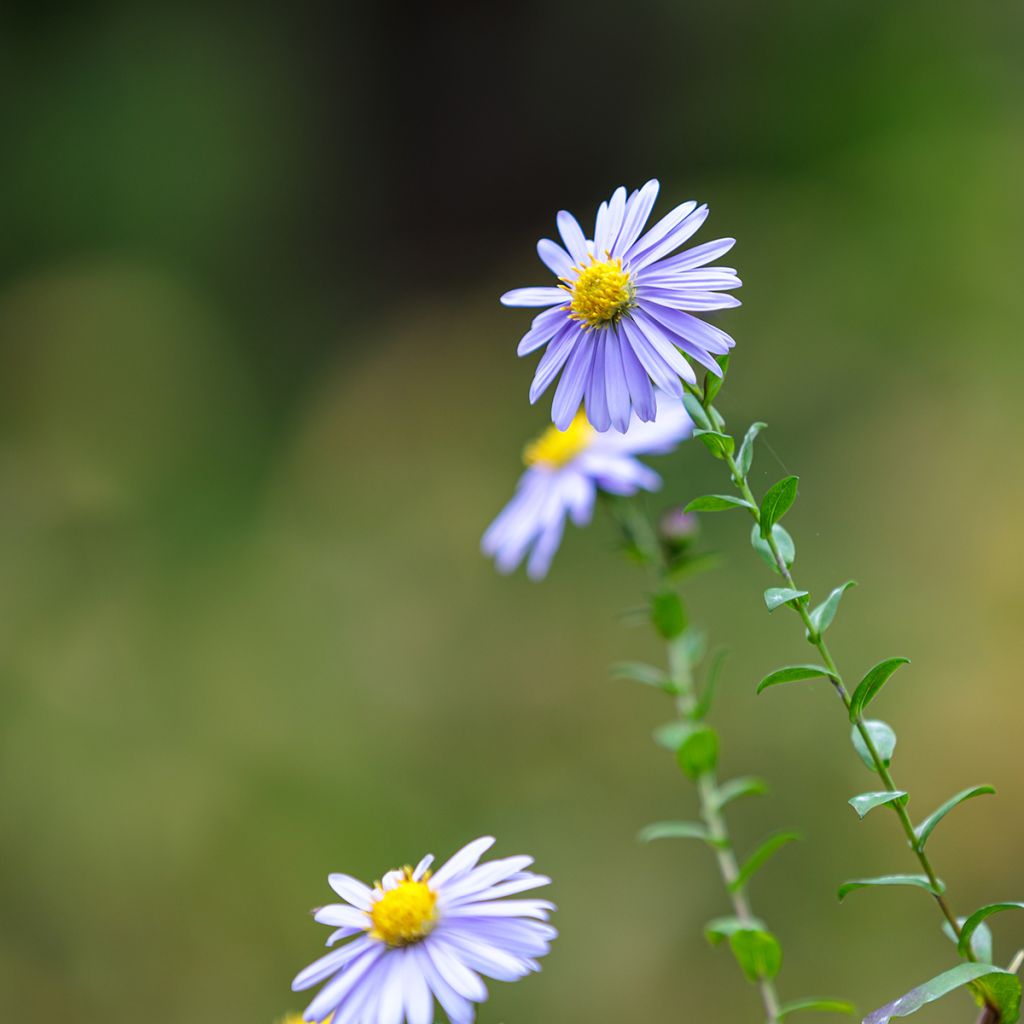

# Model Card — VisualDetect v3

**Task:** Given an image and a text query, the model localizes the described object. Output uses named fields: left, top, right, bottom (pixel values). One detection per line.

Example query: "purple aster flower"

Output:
left=291, top=836, right=555, bottom=1024
left=501, top=180, right=740, bottom=432
left=482, top=393, right=693, bottom=579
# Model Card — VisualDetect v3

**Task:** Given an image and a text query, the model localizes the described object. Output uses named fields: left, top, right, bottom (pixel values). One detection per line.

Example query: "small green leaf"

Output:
left=957, top=903, right=1024, bottom=960
left=705, top=915, right=765, bottom=944
left=807, top=580, right=857, bottom=638
left=736, top=421, right=767, bottom=477
left=682, top=392, right=712, bottom=431
left=914, top=785, right=995, bottom=852
left=760, top=476, right=800, bottom=539
left=777, top=999, right=856, bottom=1019
left=731, top=831, right=802, bottom=893
left=676, top=724, right=719, bottom=779
left=943, top=916, right=994, bottom=963
left=848, top=791, right=908, bottom=819
left=652, top=721, right=690, bottom=751
left=757, top=664, right=832, bottom=694
left=765, top=587, right=809, bottom=612
left=848, top=657, right=911, bottom=722
left=973, top=972, right=1022, bottom=1023
left=693, top=648, right=728, bottom=719
left=693, top=428, right=736, bottom=460
left=851, top=720, right=897, bottom=771
left=862, top=963, right=1017, bottom=1024
left=637, top=821, right=712, bottom=844
left=713, top=776, right=769, bottom=810
left=610, top=661, right=675, bottom=693
left=683, top=494, right=755, bottom=513
left=838, top=874, right=944, bottom=902
left=650, top=590, right=686, bottom=639
left=750, top=522, right=796, bottom=575
left=729, top=928, right=783, bottom=982
left=705, top=367, right=725, bottom=403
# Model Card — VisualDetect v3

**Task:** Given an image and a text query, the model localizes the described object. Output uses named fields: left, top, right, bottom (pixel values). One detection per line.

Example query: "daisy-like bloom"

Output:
left=291, top=836, right=555, bottom=1024
left=482, top=393, right=692, bottom=579
left=501, top=179, right=740, bottom=432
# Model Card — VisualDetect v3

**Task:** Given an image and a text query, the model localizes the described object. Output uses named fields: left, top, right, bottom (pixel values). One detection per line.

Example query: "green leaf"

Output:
left=760, top=476, right=800, bottom=539
left=838, top=874, right=944, bottom=902
left=807, top=580, right=857, bottom=638
left=693, top=648, right=728, bottom=719
left=650, top=590, right=686, bottom=639
left=705, top=915, right=765, bottom=944
left=736, top=421, right=767, bottom=478
left=914, top=785, right=996, bottom=852
left=757, top=664, right=832, bottom=694
left=713, top=776, right=770, bottom=810
left=750, top=522, right=796, bottom=575
left=682, top=392, right=712, bottom=431
left=610, top=661, right=675, bottom=693
left=862, top=963, right=1018, bottom=1024
left=848, top=657, right=911, bottom=722
left=676, top=724, right=719, bottom=779
left=652, top=720, right=690, bottom=751
left=637, top=821, right=713, bottom=844
left=973, top=972, right=1022, bottom=1023
left=848, top=790, right=908, bottom=819
left=683, top=494, right=755, bottom=513
left=851, top=720, right=897, bottom=771
left=777, top=999, right=856, bottom=1019
left=705, top=366, right=725, bottom=403
left=943, top=916, right=994, bottom=963
left=693, top=428, right=735, bottom=460
left=728, top=928, right=782, bottom=982
left=957, top=903, right=1024, bottom=960
left=765, top=587, right=809, bottom=612
left=730, top=831, right=802, bottom=893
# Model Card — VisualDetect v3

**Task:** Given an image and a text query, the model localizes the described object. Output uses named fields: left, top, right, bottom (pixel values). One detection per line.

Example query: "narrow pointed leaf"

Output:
left=757, top=664, right=832, bottom=694
left=714, top=776, right=769, bottom=810
left=693, top=648, right=728, bottom=719
left=848, top=790, right=908, bottom=819
left=705, top=915, right=765, bottom=945
left=808, top=580, right=857, bottom=638
left=777, top=999, right=856, bottom=1019
left=611, top=661, right=675, bottom=692
left=751, top=522, right=796, bottom=574
left=958, top=903, right=1024, bottom=959
left=760, top=476, right=800, bottom=538
left=638, top=821, right=712, bottom=844
left=848, top=657, right=911, bottom=722
left=650, top=590, right=686, bottom=639
left=943, top=916, right=994, bottom=963
left=765, top=587, right=809, bottom=612
left=728, top=928, right=783, bottom=982
left=914, top=785, right=995, bottom=852
left=684, top=494, right=755, bottom=513
left=736, top=421, right=767, bottom=477
left=730, top=831, right=802, bottom=893
left=851, top=720, right=897, bottom=771
left=863, top=963, right=1017, bottom=1024
left=682, top=392, right=712, bottom=431
left=676, top=724, right=718, bottom=779
left=652, top=720, right=690, bottom=751
left=693, top=429, right=735, bottom=460
left=838, top=874, right=944, bottom=902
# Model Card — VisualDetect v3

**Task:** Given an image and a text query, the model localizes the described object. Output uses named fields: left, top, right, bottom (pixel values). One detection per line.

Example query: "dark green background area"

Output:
left=1, top=3, right=1022, bottom=1021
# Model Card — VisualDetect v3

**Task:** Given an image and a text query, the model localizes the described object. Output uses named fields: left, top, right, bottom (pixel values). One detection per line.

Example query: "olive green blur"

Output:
left=1, top=3, right=1022, bottom=1022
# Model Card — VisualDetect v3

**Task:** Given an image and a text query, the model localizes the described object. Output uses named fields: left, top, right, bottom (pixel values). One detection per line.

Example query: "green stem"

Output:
left=695, top=386, right=972, bottom=958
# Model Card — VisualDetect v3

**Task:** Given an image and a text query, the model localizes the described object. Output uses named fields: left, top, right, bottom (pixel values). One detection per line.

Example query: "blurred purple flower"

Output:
left=292, top=837, right=555, bottom=1024
left=501, top=180, right=739, bottom=432
left=482, top=394, right=693, bottom=579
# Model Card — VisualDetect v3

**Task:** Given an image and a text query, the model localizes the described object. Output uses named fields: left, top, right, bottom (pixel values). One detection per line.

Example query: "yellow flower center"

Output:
left=565, top=257, right=633, bottom=328
left=523, top=411, right=594, bottom=468
left=368, top=869, right=438, bottom=947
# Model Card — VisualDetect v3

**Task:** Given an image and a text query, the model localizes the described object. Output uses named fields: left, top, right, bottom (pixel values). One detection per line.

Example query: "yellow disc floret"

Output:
left=565, top=257, right=633, bottom=328
left=523, top=411, right=594, bottom=468
left=368, top=868, right=438, bottom=947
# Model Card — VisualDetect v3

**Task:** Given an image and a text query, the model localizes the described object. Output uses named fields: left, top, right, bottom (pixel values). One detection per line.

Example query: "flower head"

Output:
left=292, top=837, right=555, bottom=1024
left=501, top=180, right=740, bottom=432
left=482, top=393, right=693, bottom=579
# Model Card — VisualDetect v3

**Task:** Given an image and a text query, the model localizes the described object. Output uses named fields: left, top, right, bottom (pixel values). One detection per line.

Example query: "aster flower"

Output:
left=292, top=836, right=555, bottom=1024
left=501, top=179, right=740, bottom=432
left=482, top=393, right=692, bottom=579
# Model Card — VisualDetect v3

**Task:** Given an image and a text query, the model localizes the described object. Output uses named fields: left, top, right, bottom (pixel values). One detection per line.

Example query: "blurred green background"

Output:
left=2, top=2, right=1023, bottom=1021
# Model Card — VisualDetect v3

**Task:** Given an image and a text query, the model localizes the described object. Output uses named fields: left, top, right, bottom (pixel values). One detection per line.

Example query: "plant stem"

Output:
left=694, top=390, right=973, bottom=956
